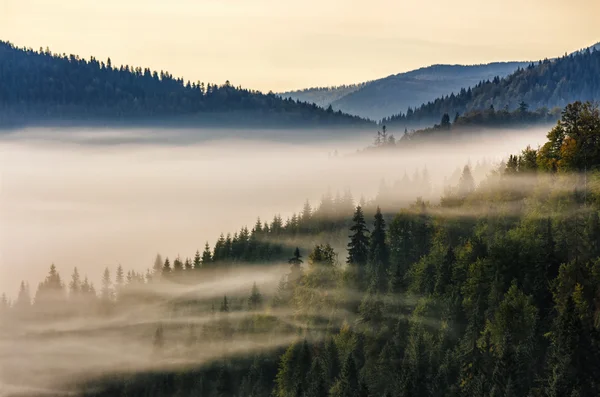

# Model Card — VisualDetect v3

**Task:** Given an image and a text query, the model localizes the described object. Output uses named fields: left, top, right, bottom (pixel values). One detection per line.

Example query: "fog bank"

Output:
left=0, top=126, right=549, bottom=296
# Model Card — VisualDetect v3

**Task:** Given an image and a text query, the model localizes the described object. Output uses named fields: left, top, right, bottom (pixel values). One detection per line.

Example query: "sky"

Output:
left=1, top=0, right=599, bottom=93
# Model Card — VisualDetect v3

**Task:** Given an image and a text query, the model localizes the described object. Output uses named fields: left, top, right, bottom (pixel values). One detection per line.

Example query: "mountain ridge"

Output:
left=382, top=47, right=600, bottom=130
left=0, top=41, right=373, bottom=129
left=280, top=42, right=600, bottom=123
left=280, top=61, right=528, bottom=121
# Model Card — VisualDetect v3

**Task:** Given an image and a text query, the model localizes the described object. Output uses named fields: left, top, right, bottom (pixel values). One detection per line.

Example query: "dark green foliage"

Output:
left=347, top=206, right=370, bottom=292
left=7, top=101, right=600, bottom=397
left=201, top=242, right=212, bottom=267
left=368, top=207, right=389, bottom=292
left=383, top=48, right=600, bottom=129
left=0, top=41, right=372, bottom=128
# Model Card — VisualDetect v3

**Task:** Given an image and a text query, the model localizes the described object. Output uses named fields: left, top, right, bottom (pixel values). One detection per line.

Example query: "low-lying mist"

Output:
left=0, top=126, right=548, bottom=296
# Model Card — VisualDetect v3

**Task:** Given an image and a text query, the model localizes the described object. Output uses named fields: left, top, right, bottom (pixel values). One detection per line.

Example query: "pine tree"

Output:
left=101, top=267, right=112, bottom=302
left=173, top=256, right=184, bottom=273
left=331, top=354, right=360, bottom=397
left=368, top=207, right=389, bottom=292
left=220, top=295, right=229, bottom=313
left=162, top=258, right=171, bottom=276
left=458, top=165, right=475, bottom=198
left=153, top=254, right=163, bottom=276
left=248, top=282, right=263, bottom=311
left=15, top=281, right=31, bottom=310
left=347, top=206, right=370, bottom=289
left=69, top=267, right=81, bottom=297
left=193, top=249, right=202, bottom=270
left=219, top=295, right=233, bottom=339
left=201, top=242, right=212, bottom=267
left=115, top=265, right=124, bottom=300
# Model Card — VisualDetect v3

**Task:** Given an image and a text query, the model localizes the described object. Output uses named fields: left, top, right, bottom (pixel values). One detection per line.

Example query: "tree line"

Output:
left=0, top=41, right=372, bottom=128
left=382, top=48, right=600, bottom=129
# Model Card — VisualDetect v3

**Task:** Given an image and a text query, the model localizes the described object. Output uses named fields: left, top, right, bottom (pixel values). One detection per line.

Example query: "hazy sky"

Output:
left=1, top=0, right=599, bottom=92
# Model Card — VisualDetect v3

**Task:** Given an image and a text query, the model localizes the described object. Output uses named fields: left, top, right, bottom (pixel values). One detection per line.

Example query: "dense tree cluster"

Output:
left=0, top=41, right=372, bottom=128
left=380, top=105, right=562, bottom=144
left=3, top=102, right=600, bottom=396
left=382, top=48, right=600, bottom=129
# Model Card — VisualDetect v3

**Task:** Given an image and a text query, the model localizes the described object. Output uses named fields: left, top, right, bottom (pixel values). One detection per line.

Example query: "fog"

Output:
left=0, top=261, right=436, bottom=394
left=0, top=126, right=550, bottom=297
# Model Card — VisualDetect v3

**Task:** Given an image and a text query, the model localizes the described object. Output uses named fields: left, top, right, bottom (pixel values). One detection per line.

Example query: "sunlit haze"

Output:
left=1, top=0, right=598, bottom=91
left=0, top=127, right=549, bottom=296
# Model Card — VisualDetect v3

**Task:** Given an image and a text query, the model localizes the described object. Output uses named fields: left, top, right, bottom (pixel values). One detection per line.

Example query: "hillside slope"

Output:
left=0, top=41, right=372, bottom=129
left=382, top=47, right=600, bottom=130
left=331, top=62, right=527, bottom=121
left=280, top=62, right=527, bottom=120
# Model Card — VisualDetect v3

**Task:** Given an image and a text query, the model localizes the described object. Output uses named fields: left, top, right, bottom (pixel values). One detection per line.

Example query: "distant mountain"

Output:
left=331, top=62, right=529, bottom=121
left=0, top=41, right=372, bottom=129
left=382, top=47, right=600, bottom=130
left=280, top=62, right=527, bottom=121
left=279, top=83, right=368, bottom=109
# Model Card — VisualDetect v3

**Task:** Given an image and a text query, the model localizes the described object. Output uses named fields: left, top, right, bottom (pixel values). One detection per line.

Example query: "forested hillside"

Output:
left=366, top=105, right=562, bottom=149
left=330, top=62, right=527, bottom=121
left=382, top=48, right=600, bottom=130
left=3, top=101, right=600, bottom=397
left=280, top=63, right=526, bottom=121
left=0, top=41, right=371, bottom=128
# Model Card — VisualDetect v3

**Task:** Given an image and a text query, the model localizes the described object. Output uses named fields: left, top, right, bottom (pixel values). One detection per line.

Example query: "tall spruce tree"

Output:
left=368, top=207, right=390, bottom=292
left=193, top=249, right=202, bottom=270
left=347, top=206, right=370, bottom=286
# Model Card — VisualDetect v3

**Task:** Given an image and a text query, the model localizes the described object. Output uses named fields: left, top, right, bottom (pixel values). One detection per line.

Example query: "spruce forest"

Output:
left=381, top=48, right=600, bottom=129
left=3, top=101, right=600, bottom=397
left=0, top=41, right=371, bottom=128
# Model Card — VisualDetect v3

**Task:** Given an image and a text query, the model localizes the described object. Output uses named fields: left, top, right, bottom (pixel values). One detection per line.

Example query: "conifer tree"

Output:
left=248, top=282, right=263, bottom=311
left=101, top=267, right=112, bottom=302
left=15, top=281, right=31, bottom=310
left=368, top=207, right=389, bottom=292
left=330, top=354, right=360, bottom=397
left=458, top=165, right=475, bottom=197
left=193, top=249, right=202, bottom=270
left=201, top=242, right=212, bottom=267
left=173, top=256, right=184, bottom=273
left=153, top=254, right=163, bottom=276
left=347, top=206, right=370, bottom=288
left=115, top=265, right=124, bottom=299
left=69, top=267, right=81, bottom=297
left=162, top=258, right=171, bottom=276
left=219, top=295, right=233, bottom=339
